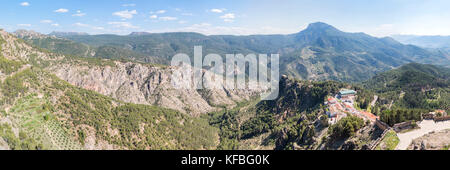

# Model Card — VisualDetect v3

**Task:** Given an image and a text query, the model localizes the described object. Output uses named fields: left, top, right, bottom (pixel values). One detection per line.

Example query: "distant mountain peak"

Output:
left=303, top=22, right=341, bottom=33
left=49, top=31, right=89, bottom=37
left=293, top=22, right=348, bottom=47
left=307, top=22, right=335, bottom=29
left=14, top=29, right=48, bottom=39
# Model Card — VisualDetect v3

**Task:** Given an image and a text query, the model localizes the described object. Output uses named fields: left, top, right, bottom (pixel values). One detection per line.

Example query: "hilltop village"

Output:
left=325, top=89, right=378, bottom=125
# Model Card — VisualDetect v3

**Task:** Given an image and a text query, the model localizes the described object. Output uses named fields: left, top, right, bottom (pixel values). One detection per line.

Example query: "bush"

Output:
left=328, top=116, right=364, bottom=139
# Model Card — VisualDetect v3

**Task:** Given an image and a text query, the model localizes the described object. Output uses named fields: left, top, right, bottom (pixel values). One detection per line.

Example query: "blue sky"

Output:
left=1, top=0, right=450, bottom=36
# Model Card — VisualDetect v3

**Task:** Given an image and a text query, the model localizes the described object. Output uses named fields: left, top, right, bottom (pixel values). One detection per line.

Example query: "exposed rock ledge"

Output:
left=408, top=129, right=450, bottom=150
left=50, top=61, right=262, bottom=116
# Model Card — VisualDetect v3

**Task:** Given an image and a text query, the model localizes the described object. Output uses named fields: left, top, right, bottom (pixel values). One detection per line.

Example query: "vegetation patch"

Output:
left=328, top=116, right=365, bottom=139
left=0, top=56, right=24, bottom=75
left=376, top=130, right=399, bottom=150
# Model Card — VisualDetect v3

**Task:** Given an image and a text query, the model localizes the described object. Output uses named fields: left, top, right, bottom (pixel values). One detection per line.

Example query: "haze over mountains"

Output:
left=13, top=22, right=450, bottom=82
left=392, top=35, right=450, bottom=52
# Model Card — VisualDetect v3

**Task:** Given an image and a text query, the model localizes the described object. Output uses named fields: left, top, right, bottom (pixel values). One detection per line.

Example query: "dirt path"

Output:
left=396, top=120, right=450, bottom=150
left=370, top=95, right=378, bottom=107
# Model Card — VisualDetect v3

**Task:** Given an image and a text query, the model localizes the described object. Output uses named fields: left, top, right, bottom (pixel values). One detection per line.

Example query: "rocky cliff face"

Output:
left=1, top=29, right=224, bottom=150
left=49, top=61, right=259, bottom=116
left=1, top=29, right=261, bottom=116
left=14, top=30, right=49, bottom=39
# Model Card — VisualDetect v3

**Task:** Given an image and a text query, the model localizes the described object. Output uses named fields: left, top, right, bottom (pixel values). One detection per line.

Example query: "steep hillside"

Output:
left=281, top=23, right=448, bottom=81
left=14, top=30, right=94, bottom=58
left=207, top=75, right=381, bottom=150
left=46, top=22, right=449, bottom=82
left=14, top=30, right=165, bottom=64
left=364, top=63, right=450, bottom=112
left=0, top=29, right=235, bottom=150
left=0, top=66, right=219, bottom=150
left=4, top=29, right=259, bottom=116
left=48, top=60, right=259, bottom=116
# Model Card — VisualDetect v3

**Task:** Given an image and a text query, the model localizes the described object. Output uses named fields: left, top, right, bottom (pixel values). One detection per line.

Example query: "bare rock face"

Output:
left=1, top=29, right=261, bottom=116
left=409, top=129, right=450, bottom=150
left=13, top=29, right=48, bottom=39
left=1, top=29, right=61, bottom=62
left=50, top=61, right=260, bottom=116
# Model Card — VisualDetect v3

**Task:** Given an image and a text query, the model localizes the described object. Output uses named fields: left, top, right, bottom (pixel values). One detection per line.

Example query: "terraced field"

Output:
left=8, top=94, right=82, bottom=150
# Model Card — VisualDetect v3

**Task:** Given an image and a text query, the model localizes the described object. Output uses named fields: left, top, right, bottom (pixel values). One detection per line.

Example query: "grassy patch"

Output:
left=442, top=145, right=450, bottom=150
left=376, top=130, right=399, bottom=150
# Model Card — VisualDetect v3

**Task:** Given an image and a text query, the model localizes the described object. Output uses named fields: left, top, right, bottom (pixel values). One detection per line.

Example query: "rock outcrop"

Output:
left=409, top=129, right=450, bottom=150
left=1, top=29, right=262, bottom=116
left=49, top=62, right=260, bottom=116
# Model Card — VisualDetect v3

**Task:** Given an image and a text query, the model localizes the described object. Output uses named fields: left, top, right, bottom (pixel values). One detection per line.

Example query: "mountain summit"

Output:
left=303, top=22, right=342, bottom=33
left=14, top=29, right=48, bottom=39
left=49, top=31, right=89, bottom=37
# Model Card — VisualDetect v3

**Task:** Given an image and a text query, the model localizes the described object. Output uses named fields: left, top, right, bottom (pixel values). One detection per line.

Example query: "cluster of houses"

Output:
left=325, top=89, right=358, bottom=124
left=423, top=109, right=449, bottom=121
left=324, top=89, right=380, bottom=125
left=338, top=89, right=357, bottom=99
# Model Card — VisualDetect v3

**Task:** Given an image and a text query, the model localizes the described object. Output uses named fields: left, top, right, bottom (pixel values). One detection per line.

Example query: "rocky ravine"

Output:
left=49, top=62, right=260, bottom=116
left=1, top=29, right=261, bottom=116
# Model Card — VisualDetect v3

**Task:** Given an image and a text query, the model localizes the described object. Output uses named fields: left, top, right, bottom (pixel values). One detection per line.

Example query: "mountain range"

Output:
left=0, top=28, right=259, bottom=150
left=392, top=35, right=450, bottom=49
left=14, top=22, right=450, bottom=82
left=1, top=22, right=450, bottom=150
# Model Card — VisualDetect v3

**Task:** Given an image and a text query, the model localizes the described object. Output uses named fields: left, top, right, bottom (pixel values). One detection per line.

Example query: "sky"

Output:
left=1, top=0, right=450, bottom=37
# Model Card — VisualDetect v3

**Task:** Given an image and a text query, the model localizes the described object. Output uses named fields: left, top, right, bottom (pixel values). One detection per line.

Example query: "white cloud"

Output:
left=74, top=23, right=104, bottom=30
left=220, top=13, right=235, bottom=19
left=159, top=17, right=177, bottom=21
left=92, top=26, right=104, bottom=30
left=178, top=21, right=188, bottom=24
left=220, top=13, right=235, bottom=22
left=113, top=10, right=137, bottom=19
left=211, top=9, right=225, bottom=13
left=20, top=2, right=30, bottom=6
left=144, top=23, right=296, bottom=36
left=72, top=10, right=86, bottom=17
left=54, top=8, right=69, bottom=13
left=40, top=20, right=53, bottom=23
left=17, top=24, right=31, bottom=27
left=74, top=23, right=89, bottom=27
left=181, top=13, right=193, bottom=16
left=150, top=15, right=158, bottom=19
left=223, top=19, right=234, bottom=23
left=108, top=22, right=139, bottom=29
left=156, top=10, right=166, bottom=14
left=197, top=23, right=212, bottom=27
left=41, top=20, right=59, bottom=27
left=122, top=4, right=136, bottom=7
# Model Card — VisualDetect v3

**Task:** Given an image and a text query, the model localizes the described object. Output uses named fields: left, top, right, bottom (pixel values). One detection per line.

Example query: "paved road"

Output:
left=396, top=120, right=450, bottom=150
